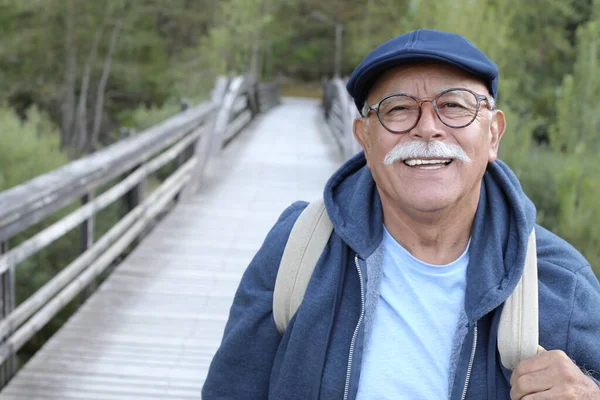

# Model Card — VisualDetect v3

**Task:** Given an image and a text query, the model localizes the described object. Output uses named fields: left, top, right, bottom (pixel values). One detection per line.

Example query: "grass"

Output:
left=279, top=80, right=323, bottom=99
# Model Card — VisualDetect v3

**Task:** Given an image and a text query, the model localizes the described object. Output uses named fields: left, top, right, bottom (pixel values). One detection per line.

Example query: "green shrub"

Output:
left=554, top=156, right=600, bottom=276
left=501, top=147, right=599, bottom=276
left=498, top=14, right=600, bottom=277
left=0, top=106, right=69, bottom=191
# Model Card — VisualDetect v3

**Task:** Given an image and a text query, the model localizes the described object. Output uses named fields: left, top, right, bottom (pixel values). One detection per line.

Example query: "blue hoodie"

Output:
left=202, top=153, right=600, bottom=399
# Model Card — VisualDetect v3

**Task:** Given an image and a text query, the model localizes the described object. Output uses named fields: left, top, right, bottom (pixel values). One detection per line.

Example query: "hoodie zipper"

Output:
left=343, top=255, right=365, bottom=400
left=460, top=322, right=478, bottom=400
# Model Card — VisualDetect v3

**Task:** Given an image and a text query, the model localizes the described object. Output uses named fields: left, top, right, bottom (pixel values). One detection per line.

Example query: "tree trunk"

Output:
left=75, top=25, right=105, bottom=153
left=249, top=0, right=267, bottom=78
left=61, top=0, right=77, bottom=149
left=90, top=14, right=125, bottom=151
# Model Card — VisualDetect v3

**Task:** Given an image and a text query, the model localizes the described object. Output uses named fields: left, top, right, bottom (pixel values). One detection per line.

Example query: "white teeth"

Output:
left=403, top=159, right=452, bottom=167
left=421, top=165, right=444, bottom=170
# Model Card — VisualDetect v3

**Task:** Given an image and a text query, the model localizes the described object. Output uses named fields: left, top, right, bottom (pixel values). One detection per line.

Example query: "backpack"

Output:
left=273, top=199, right=539, bottom=371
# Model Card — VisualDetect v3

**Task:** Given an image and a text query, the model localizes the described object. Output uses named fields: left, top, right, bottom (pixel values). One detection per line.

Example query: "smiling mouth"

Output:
left=402, top=158, right=453, bottom=169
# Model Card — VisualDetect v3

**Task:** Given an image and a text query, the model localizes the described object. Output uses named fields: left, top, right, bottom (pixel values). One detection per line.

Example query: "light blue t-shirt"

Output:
left=356, top=226, right=469, bottom=399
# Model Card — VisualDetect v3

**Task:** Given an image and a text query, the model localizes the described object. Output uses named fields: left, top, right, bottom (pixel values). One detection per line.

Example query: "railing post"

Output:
left=322, top=78, right=332, bottom=119
left=176, top=100, right=192, bottom=168
left=120, top=128, right=145, bottom=217
left=207, top=76, right=231, bottom=159
left=321, top=78, right=361, bottom=160
left=124, top=173, right=143, bottom=214
left=211, top=76, right=230, bottom=106
left=174, top=100, right=193, bottom=202
left=79, top=192, right=96, bottom=305
left=347, top=98, right=362, bottom=157
left=195, top=106, right=218, bottom=185
left=247, top=76, right=260, bottom=117
left=181, top=103, right=219, bottom=199
left=0, top=240, right=15, bottom=387
left=211, top=76, right=244, bottom=156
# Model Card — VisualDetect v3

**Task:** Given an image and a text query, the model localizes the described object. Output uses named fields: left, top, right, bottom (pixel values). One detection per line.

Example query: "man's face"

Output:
left=353, top=63, right=506, bottom=216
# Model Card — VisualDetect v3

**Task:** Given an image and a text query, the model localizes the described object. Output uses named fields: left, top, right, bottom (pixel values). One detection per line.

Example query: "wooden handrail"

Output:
left=212, top=75, right=256, bottom=152
left=0, top=74, right=280, bottom=384
left=322, top=77, right=361, bottom=159
left=0, top=102, right=214, bottom=242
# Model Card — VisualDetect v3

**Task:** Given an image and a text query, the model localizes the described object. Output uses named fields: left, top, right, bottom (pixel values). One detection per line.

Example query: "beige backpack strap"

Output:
left=273, top=202, right=540, bottom=364
left=273, top=199, right=333, bottom=334
left=498, top=228, right=539, bottom=370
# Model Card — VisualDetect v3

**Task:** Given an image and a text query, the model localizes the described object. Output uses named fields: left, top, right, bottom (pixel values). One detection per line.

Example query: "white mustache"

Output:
left=383, top=141, right=472, bottom=165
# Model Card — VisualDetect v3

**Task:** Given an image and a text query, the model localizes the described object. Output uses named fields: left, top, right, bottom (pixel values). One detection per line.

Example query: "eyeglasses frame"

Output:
left=362, top=87, right=494, bottom=134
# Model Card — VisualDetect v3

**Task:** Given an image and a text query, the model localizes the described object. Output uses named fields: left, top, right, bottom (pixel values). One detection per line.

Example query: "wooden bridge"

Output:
left=0, top=76, right=360, bottom=399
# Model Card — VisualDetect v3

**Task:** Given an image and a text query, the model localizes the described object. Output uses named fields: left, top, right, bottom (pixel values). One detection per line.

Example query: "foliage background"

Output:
left=0, top=0, right=598, bottom=364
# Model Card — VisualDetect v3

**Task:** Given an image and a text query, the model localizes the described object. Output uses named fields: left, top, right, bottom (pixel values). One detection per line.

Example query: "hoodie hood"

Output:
left=324, top=152, right=384, bottom=258
left=323, top=151, right=537, bottom=321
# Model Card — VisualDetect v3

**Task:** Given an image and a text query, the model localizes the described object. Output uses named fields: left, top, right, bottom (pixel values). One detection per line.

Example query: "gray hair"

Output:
left=487, top=94, right=496, bottom=109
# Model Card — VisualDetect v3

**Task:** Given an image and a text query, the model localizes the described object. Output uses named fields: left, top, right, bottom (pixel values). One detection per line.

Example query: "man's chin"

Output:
left=400, top=193, right=458, bottom=214
left=410, top=202, right=453, bottom=214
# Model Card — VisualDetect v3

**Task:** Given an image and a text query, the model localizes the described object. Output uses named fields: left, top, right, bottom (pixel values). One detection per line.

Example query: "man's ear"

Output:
left=353, top=117, right=369, bottom=153
left=488, top=109, right=506, bottom=162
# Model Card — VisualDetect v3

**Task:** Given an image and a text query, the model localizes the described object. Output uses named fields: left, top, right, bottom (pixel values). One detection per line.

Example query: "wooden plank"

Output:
left=0, top=98, right=343, bottom=399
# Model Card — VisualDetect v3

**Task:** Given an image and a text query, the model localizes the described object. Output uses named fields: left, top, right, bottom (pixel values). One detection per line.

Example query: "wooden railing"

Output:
left=0, top=75, right=280, bottom=386
left=322, top=77, right=361, bottom=159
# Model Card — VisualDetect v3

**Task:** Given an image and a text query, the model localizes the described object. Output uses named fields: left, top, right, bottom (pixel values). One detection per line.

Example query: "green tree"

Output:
left=0, top=0, right=222, bottom=153
left=550, top=19, right=600, bottom=153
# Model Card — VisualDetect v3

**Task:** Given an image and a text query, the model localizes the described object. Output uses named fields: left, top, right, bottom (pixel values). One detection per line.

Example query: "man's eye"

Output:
left=440, top=102, right=465, bottom=109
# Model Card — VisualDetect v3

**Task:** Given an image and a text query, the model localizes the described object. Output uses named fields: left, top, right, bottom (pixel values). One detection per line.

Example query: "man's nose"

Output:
left=409, top=101, right=446, bottom=140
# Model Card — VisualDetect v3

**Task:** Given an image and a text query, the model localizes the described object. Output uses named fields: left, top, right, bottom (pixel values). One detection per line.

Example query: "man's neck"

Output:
left=381, top=196, right=478, bottom=265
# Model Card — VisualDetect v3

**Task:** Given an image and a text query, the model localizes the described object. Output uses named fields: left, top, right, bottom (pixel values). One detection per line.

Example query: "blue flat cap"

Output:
left=346, top=29, right=499, bottom=112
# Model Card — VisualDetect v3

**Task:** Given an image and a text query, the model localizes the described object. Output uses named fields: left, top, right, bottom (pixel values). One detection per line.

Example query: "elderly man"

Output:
left=202, top=30, right=600, bottom=399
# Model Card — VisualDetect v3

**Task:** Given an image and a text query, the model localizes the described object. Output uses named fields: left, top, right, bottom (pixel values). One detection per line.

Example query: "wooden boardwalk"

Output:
left=0, top=98, right=344, bottom=399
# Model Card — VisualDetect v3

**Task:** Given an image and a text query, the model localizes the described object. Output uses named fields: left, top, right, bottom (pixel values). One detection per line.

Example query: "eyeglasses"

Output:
left=362, top=88, right=493, bottom=134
